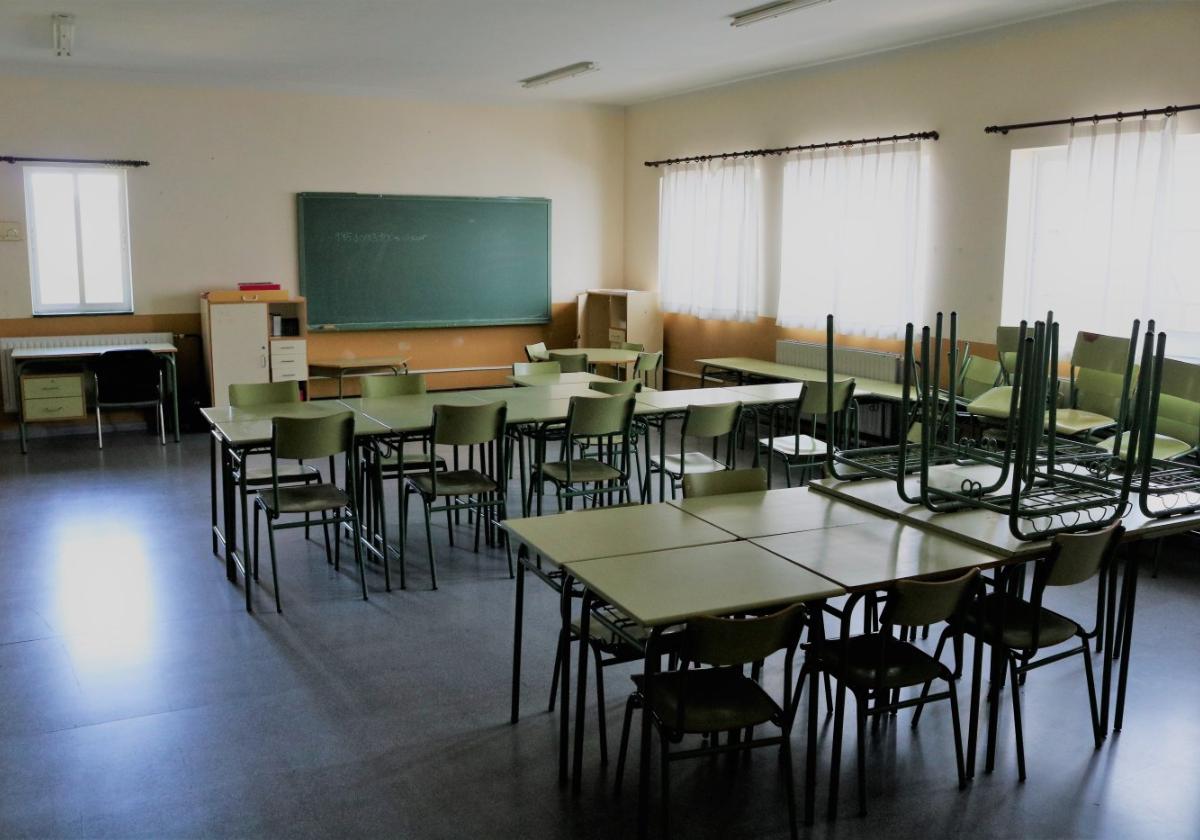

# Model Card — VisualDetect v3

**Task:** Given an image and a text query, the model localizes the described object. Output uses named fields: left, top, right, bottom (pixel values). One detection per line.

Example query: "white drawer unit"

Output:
left=270, top=339, right=307, bottom=383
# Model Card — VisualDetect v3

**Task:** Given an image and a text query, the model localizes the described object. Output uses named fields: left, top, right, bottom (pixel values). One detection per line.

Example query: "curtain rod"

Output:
left=1, top=155, right=149, bottom=167
left=985, top=103, right=1200, bottom=135
left=643, top=130, right=938, bottom=168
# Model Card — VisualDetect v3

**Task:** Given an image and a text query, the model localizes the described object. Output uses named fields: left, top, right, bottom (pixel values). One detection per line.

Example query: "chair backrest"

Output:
left=432, top=401, right=506, bottom=446
left=958, top=356, right=1003, bottom=402
left=566, top=394, right=634, bottom=438
left=682, top=402, right=741, bottom=439
left=882, top=568, right=979, bottom=628
left=360, top=373, right=427, bottom=398
left=513, top=361, right=561, bottom=377
left=94, top=349, right=162, bottom=404
left=635, top=351, right=663, bottom=387
left=621, top=342, right=645, bottom=352
left=996, top=326, right=1022, bottom=379
left=682, top=467, right=768, bottom=498
left=229, top=380, right=301, bottom=407
left=1045, top=522, right=1124, bottom=588
left=683, top=604, right=806, bottom=668
left=589, top=379, right=641, bottom=396
left=272, top=411, right=354, bottom=461
left=524, top=341, right=548, bottom=362
left=1153, top=357, right=1200, bottom=448
left=797, top=378, right=854, bottom=417
left=549, top=352, right=588, bottom=373
left=1072, top=367, right=1126, bottom=418
left=1071, top=332, right=1131, bottom=375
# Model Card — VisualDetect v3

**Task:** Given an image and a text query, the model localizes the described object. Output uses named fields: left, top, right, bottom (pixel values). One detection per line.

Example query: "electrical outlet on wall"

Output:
left=0, top=222, right=23, bottom=242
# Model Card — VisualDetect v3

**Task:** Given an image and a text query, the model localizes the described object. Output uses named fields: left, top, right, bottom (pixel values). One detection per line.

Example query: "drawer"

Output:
left=271, top=368, right=303, bottom=383
left=271, top=340, right=306, bottom=355
left=21, top=375, right=83, bottom=399
left=25, top=395, right=86, bottom=421
left=270, top=355, right=306, bottom=376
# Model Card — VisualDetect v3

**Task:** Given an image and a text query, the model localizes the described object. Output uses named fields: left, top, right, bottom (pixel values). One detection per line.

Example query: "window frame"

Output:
left=23, top=164, right=134, bottom=316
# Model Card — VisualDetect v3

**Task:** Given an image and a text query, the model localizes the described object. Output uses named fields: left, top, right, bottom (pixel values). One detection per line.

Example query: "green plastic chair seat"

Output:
left=410, top=469, right=497, bottom=497
left=653, top=452, right=727, bottom=476
left=259, top=484, right=351, bottom=515
left=379, top=451, right=447, bottom=470
left=541, top=459, right=623, bottom=483
left=243, top=463, right=320, bottom=485
left=966, top=386, right=1014, bottom=420
left=1094, top=432, right=1192, bottom=462
left=818, top=633, right=946, bottom=690
left=961, top=592, right=1078, bottom=650
left=759, top=434, right=829, bottom=458
left=632, top=668, right=781, bottom=733
left=1049, top=408, right=1115, bottom=436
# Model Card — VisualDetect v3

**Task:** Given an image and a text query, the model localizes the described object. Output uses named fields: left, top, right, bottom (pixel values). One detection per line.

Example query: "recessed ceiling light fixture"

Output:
left=52, top=13, right=75, bottom=57
left=519, top=61, right=598, bottom=89
left=730, top=0, right=833, bottom=28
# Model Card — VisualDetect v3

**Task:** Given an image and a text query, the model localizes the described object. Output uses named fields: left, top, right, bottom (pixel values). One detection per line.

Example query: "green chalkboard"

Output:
left=297, top=193, right=551, bottom=330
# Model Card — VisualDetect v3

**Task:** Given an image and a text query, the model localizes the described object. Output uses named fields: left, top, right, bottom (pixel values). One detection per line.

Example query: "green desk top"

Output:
left=201, top=400, right=348, bottom=425
left=669, top=486, right=884, bottom=539
left=697, top=357, right=827, bottom=381
left=753, top=519, right=1005, bottom=592
left=570, top=542, right=844, bottom=627
left=635, top=387, right=743, bottom=411
left=542, top=348, right=642, bottom=365
left=340, top=392, right=489, bottom=433
left=212, top=410, right=390, bottom=446
left=503, top=503, right=736, bottom=567
left=508, top=372, right=614, bottom=387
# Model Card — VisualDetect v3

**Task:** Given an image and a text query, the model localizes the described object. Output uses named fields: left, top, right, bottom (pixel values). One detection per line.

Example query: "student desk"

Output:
left=696, top=355, right=917, bottom=403
left=202, top=399, right=390, bottom=611
left=13, top=342, right=180, bottom=453
left=529, top=346, right=642, bottom=368
left=308, top=357, right=409, bottom=398
left=507, top=371, right=614, bottom=387
left=669, top=485, right=880, bottom=539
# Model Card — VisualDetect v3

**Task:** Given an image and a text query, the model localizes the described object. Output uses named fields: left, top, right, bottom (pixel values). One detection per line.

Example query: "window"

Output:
left=657, top=158, right=763, bottom=322
left=24, top=166, right=133, bottom=315
left=1001, top=118, right=1200, bottom=356
left=777, top=140, right=927, bottom=338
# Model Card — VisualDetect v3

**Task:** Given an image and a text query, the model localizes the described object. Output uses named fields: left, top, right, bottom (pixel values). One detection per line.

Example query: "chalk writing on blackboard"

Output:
left=334, top=232, right=429, bottom=243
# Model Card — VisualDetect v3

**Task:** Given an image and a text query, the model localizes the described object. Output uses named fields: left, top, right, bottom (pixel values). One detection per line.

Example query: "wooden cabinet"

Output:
left=21, top=374, right=85, bottom=422
left=201, top=294, right=308, bottom=406
left=576, top=289, right=662, bottom=353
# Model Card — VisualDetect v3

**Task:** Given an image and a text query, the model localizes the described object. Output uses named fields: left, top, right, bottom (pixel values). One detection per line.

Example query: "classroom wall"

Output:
left=623, top=1, right=1200, bottom=384
left=0, top=76, right=625, bottom=393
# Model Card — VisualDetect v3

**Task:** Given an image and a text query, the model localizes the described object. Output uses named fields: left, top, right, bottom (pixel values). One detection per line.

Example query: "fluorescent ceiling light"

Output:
left=519, top=61, right=598, bottom=89
left=730, top=0, right=833, bottom=28
left=52, top=13, right=74, bottom=57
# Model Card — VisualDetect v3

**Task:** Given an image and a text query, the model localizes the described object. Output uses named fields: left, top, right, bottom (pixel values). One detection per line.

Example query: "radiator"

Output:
left=776, top=340, right=902, bottom=441
left=1, top=332, right=173, bottom=412
left=775, top=340, right=900, bottom=383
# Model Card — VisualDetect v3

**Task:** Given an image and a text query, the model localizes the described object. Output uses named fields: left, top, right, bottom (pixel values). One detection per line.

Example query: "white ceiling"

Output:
left=0, top=0, right=1115, bottom=105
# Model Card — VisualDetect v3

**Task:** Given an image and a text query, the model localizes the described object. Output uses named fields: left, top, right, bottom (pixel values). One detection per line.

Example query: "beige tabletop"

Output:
left=341, top=392, right=489, bottom=433
left=670, top=486, right=885, bottom=539
left=539, top=348, right=642, bottom=366
left=634, top=386, right=743, bottom=411
left=502, top=502, right=736, bottom=568
left=569, top=541, right=845, bottom=627
left=308, top=356, right=408, bottom=373
left=508, top=372, right=614, bottom=387
left=754, top=518, right=1007, bottom=592
left=201, top=400, right=350, bottom=425
left=696, top=356, right=913, bottom=402
left=12, top=342, right=178, bottom=360
left=723, top=382, right=808, bottom=404
left=210, top=409, right=390, bottom=446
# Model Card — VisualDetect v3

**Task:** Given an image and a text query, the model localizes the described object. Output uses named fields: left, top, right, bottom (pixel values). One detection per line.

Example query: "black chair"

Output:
left=93, top=349, right=166, bottom=449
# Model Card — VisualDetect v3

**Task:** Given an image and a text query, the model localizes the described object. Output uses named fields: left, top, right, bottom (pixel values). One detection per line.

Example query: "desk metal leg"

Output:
left=636, top=629, right=661, bottom=840
left=1114, top=551, right=1140, bottom=732
left=239, top=458, right=252, bottom=612
left=221, top=439, right=238, bottom=582
left=15, top=360, right=29, bottom=454
left=164, top=355, right=180, bottom=442
left=572, top=589, right=594, bottom=792
left=210, top=431, right=219, bottom=555
left=510, top=548, right=527, bottom=724
left=1100, top=554, right=1120, bottom=733
left=558, top=572, right=573, bottom=786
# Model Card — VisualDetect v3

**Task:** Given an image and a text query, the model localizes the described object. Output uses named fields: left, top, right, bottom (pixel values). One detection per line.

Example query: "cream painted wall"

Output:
left=0, top=78, right=625, bottom=318
left=623, top=1, right=1200, bottom=342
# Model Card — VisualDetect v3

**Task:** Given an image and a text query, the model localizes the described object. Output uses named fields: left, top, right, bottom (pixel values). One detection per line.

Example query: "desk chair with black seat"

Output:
left=93, top=349, right=166, bottom=448
left=252, top=411, right=367, bottom=612
left=759, top=379, right=855, bottom=487
left=359, top=373, right=446, bottom=590
left=815, top=569, right=978, bottom=819
left=534, top=393, right=635, bottom=514
left=403, top=401, right=508, bottom=590
left=648, top=401, right=742, bottom=500
left=961, top=522, right=1123, bottom=781
left=615, top=604, right=808, bottom=840
left=549, top=352, right=589, bottom=374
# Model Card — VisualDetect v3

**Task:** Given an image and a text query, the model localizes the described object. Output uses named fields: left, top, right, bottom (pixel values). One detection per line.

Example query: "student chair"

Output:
left=403, top=401, right=508, bottom=589
left=649, top=402, right=742, bottom=500
left=961, top=523, right=1123, bottom=781
left=359, top=374, right=446, bottom=589
left=620, top=341, right=645, bottom=352
left=995, top=326, right=1022, bottom=384
left=577, top=380, right=646, bottom=493
left=252, top=411, right=367, bottom=612
left=513, top=361, right=561, bottom=377
left=1055, top=331, right=1134, bottom=439
left=93, top=349, right=166, bottom=448
left=759, top=379, right=855, bottom=487
left=682, top=466, right=768, bottom=498
left=549, top=351, right=589, bottom=373
left=524, top=341, right=549, bottom=362
left=615, top=604, right=808, bottom=839
left=815, top=569, right=978, bottom=818
left=533, top=394, right=635, bottom=513
left=634, top=351, right=663, bottom=389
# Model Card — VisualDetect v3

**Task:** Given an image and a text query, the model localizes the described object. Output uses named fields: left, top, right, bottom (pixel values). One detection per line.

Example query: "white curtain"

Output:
left=1001, top=117, right=1178, bottom=351
left=657, top=158, right=762, bottom=322
left=777, top=141, right=925, bottom=338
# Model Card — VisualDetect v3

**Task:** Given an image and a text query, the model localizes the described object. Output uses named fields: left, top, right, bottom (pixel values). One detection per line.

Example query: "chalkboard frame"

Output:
left=297, top=192, right=552, bottom=331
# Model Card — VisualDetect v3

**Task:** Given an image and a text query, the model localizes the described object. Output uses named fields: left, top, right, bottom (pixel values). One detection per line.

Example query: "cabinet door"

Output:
left=210, top=303, right=269, bottom=406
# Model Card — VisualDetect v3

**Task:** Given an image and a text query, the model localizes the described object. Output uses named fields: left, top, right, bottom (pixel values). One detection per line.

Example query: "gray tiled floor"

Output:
left=1, top=429, right=1199, bottom=838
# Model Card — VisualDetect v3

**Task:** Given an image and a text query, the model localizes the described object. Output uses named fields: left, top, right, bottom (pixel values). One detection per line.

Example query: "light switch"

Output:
left=0, top=222, right=23, bottom=242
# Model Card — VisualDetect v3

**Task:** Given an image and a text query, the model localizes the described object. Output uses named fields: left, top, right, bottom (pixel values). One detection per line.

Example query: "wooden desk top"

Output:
left=308, top=357, right=408, bottom=373
left=13, top=343, right=177, bottom=360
